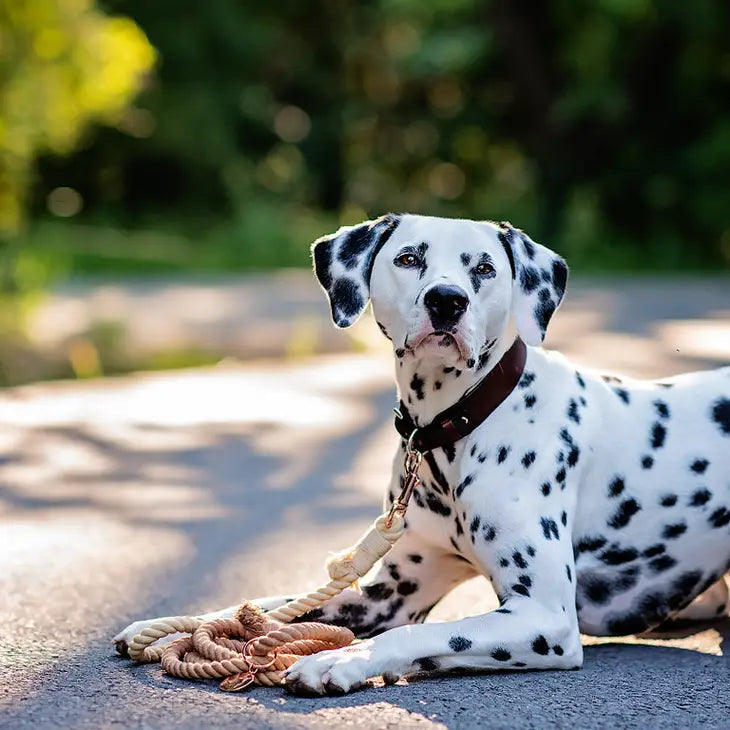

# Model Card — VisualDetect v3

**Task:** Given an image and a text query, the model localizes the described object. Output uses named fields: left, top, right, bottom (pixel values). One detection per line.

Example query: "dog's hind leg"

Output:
left=672, top=575, right=729, bottom=621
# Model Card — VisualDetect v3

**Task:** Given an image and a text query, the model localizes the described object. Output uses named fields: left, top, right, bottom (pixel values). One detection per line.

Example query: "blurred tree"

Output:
left=22, top=0, right=730, bottom=269
left=0, top=0, right=155, bottom=234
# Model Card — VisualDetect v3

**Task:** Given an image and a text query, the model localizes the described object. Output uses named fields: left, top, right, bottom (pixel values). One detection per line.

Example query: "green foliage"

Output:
left=0, top=0, right=155, bottom=233
left=11, top=0, right=730, bottom=270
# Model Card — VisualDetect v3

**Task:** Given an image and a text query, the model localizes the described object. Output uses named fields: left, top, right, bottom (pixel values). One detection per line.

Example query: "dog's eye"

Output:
left=475, top=262, right=494, bottom=276
left=395, top=253, right=419, bottom=268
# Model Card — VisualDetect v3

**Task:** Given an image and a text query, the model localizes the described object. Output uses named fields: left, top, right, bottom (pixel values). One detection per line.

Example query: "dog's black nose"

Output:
left=424, top=284, right=469, bottom=327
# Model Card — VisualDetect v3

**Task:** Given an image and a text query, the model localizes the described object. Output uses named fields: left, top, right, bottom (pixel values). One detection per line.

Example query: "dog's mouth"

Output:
left=406, top=329, right=470, bottom=360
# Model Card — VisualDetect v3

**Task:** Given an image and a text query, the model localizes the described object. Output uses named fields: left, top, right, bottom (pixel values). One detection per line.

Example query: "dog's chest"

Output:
left=404, top=442, right=500, bottom=558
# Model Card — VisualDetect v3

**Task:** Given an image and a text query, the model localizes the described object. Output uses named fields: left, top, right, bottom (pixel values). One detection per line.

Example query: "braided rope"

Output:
left=122, top=512, right=405, bottom=690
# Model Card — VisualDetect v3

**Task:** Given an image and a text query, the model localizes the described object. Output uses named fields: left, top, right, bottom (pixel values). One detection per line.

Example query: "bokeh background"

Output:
left=1, top=0, right=730, bottom=385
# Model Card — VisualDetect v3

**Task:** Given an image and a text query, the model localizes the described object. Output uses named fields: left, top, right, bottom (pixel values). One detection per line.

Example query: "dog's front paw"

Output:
left=284, top=640, right=403, bottom=696
left=113, top=619, right=152, bottom=656
left=112, top=617, right=186, bottom=657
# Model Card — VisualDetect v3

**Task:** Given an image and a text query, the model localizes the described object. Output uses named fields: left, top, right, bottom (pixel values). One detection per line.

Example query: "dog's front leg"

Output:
left=287, top=467, right=583, bottom=694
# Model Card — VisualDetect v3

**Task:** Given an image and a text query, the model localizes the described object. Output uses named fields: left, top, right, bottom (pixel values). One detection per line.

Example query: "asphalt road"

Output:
left=1, top=277, right=730, bottom=729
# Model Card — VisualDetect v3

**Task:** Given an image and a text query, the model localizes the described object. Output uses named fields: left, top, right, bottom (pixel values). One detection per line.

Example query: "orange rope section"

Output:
left=122, top=512, right=406, bottom=691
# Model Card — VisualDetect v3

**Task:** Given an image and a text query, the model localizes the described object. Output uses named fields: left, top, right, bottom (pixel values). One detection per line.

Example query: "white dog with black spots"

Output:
left=116, top=214, right=730, bottom=695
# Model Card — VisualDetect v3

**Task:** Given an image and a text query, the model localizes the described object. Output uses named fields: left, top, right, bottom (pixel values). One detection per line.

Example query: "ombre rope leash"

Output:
left=122, top=438, right=422, bottom=691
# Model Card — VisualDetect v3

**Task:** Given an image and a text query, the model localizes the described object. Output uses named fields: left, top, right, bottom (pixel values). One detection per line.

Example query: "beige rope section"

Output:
left=123, top=511, right=406, bottom=691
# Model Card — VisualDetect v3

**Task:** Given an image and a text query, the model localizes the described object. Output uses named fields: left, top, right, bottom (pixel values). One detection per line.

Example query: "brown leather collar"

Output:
left=394, top=338, right=527, bottom=453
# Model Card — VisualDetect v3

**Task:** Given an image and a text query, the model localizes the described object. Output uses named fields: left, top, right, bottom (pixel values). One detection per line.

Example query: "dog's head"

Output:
left=312, top=214, right=567, bottom=366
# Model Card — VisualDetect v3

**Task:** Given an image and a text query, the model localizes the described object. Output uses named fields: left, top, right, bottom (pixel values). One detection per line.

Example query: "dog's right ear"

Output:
left=311, top=214, right=401, bottom=328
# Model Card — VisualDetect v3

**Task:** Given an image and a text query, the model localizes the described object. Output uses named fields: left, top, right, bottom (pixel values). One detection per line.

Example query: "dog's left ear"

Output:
left=497, top=222, right=568, bottom=346
left=311, top=214, right=401, bottom=328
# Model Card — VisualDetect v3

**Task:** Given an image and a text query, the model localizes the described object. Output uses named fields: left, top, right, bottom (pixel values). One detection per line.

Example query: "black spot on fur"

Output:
left=520, top=267, right=540, bottom=293
left=513, top=551, right=528, bottom=569
left=337, top=226, right=373, bottom=268
left=415, top=657, right=440, bottom=672
left=566, top=565, right=572, bottom=582
left=519, top=372, right=536, bottom=389
left=583, top=576, right=612, bottom=605
left=526, top=546, right=536, bottom=557
left=497, top=446, right=510, bottom=464
left=608, top=499, right=641, bottom=529
left=642, top=544, right=665, bottom=558
left=455, top=474, right=474, bottom=498
left=708, top=507, right=730, bottom=528
left=397, top=580, right=418, bottom=596
left=410, top=373, right=425, bottom=401
left=494, top=608, right=512, bottom=614
left=561, top=510, right=568, bottom=527
left=555, top=467, right=567, bottom=486
left=690, top=458, right=709, bottom=474
left=710, top=397, right=730, bottom=435
left=654, top=400, right=670, bottom=419
left=575, top=536, right=607, bottom=554
left=540, top=517, right=559, bottom=540
left=449, top=636, right=472, bottom=652
left=614, top=388, right=630, bottom=404
left=443, top=443, right=456, bottom=463
left=649, top=554, right=677, bottom=573
left=553, top=645, right=564, bottom=656
left=552, top=259, right=568, bottom=297
left=567, top=399, right=581, bottom=424
left=541, top=481, right=552, bottom=496
left=662, top=522, right=687, bottom=539
left=425, top=490, right=452, bottom=517
left=641, top=455, right=654, bottom=469
left=409, top=553, right=423, bottom=564
left=673, top=570, right=703, bottom=598
left=613, top=566, right=641, bottom=593
left=689, top=489, right=712, bottom=507
left=524, top=394, right=537, bottom=408
left=331, top=278, right=364, bottom=322
left=363, top=583, right=394, bottom=601
left=491, top=648, right=512, bottom=661
left=522, top=451, right=536, bottom=468
left=608, top=476, right=625, bottom=498
left=532, top=635, right=550, bottom=655
left=460, top=252, right=471, bottom=267
left=482, top=523, right=497, bottom=541
left=576, top=372, right=586, bottom=389
left=650, top=422, right=667, bottom=449
left=660, top=494, right=677, bottom=507
left=602, top=374, right=623, bottom=384
left=534, top=299, right=555, bottom=334
left=512, top=584, right=530, bottom=597
left=600, top=546, right=638, bottom=565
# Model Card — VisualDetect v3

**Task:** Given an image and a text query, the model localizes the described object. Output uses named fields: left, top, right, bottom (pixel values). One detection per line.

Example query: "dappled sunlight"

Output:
left=0, top=354, right=395, bottom=541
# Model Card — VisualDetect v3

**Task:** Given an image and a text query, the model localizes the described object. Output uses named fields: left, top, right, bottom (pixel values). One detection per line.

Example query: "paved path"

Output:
left=1, top=278, right=730, bottom=729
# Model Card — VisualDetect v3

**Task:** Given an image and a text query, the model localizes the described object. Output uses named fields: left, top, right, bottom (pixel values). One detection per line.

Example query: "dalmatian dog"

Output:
left=115, top=214, right=730, bottom=695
